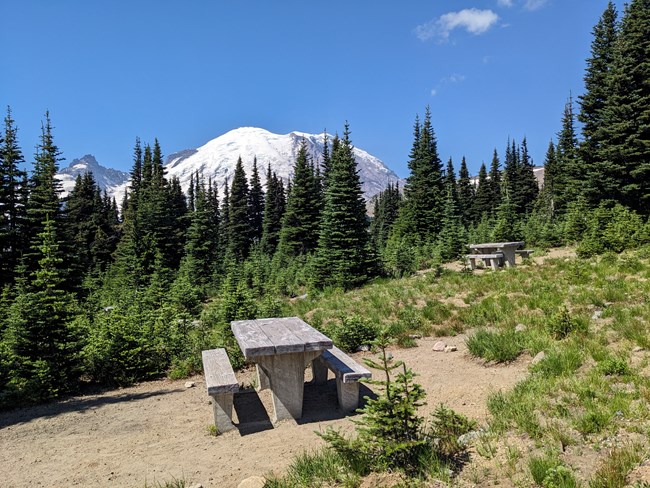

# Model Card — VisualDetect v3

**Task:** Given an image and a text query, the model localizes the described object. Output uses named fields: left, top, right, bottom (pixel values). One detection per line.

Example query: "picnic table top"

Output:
left=231, top=317, right=333, bottom=359
left=467, top=241, right=525, bottom=249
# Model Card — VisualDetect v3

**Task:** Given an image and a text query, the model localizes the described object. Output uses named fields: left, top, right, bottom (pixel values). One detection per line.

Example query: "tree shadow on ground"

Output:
left=0, top=387, right=182, bottom=429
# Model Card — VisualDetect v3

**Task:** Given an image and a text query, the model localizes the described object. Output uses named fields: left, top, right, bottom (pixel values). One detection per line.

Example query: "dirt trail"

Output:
left=0, top=335, right=529, bottom=488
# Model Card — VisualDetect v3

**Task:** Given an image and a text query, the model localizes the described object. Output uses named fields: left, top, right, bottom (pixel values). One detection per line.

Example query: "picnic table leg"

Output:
left=256, top=351, right=321, bottom=422
left=468, top=257, right=476, bottom=270
left=256, top=364, right=270, bottom=391
left=311, top=356, right=328, bottom=385
left=211, top=392, right=236, bottom=433
left=502, top=248, right=516, bottom=267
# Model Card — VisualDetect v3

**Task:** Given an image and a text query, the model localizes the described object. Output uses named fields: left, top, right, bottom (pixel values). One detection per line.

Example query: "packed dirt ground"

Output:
left=1, top=334, right=530, bottom=488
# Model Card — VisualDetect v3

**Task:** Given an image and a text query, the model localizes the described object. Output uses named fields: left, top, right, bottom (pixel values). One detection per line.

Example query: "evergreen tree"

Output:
left=539, top=140, right=559, bottom=215
left=0, top=107, right=28, bottom=285
left=313, top=123, right=372, bottom=289
left=63, top=172, right=103, bottom=290
left=320, top=130, right=331, bottom=190
left=23, top=112, right=64, bottom=276
left=278, top=140, right=321, bottom=256
left=517, top=137, right=539, bottom=214
left=248, top=157, right=264, bottom=244
left=488, top=149, right=502, bottom=212
left=370, top=182, right=401, bottom=251
left=579, top=1, right=619, bottom=206
left=472, top=163, right=492, bottom=220
left=555, top=96, right=580, bottom=213
left=395, top=108, right=444, bottom=241
left=596, top=0, right=650, bottom=213
left=228, top=157, right=251, bottom=260
left=220, top=178, right=231, bottom=255
left=260, top=165, right=286, bottom=255
left=457, top=156, right=475, bottom=227
left=181, top=178, right=219, bottom=288
left=438, top=187, right=465, bottom=261
left=5, top=217, right=81, bottom=403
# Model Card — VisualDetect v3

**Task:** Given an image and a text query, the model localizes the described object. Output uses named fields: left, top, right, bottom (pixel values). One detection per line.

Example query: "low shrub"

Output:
left=546, top=307, right=587, bottom=340
left=331, top=315, right=378, bottom=353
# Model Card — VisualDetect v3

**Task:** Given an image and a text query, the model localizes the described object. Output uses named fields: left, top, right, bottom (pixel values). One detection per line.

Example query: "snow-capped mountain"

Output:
left=56, top=128, right=401, bottom=203
left=56, top=155, right=129, bottom=197
left=164, top=127, right=401, bottom=200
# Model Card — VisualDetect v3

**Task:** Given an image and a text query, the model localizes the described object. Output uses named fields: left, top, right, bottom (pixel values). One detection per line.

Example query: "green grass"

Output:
left=264, top=449, right=360, bottom=488
left=275, top=248, right=650, bottom=485
left=466, top=328, right=525, bottom=363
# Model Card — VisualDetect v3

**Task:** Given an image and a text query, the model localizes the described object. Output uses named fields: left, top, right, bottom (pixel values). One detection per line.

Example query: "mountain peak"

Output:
left=166, top=127, right=400, bottom=199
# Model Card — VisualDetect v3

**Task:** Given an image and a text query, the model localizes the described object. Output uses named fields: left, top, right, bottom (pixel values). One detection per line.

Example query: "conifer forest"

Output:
left=1, top=0, right=649, bottom=413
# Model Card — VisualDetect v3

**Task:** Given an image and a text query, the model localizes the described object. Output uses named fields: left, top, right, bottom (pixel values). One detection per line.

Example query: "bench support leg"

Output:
left=256, top=364, right=270, bottom=391
left=468, top=258, right=476, bottom=270
left=490, top=258, right=499, bottom=271
left=336, top=379, right=360, bottom=413
left=311, top=356, right=329, bottom=385
left=210, top=393, right=235, bottom=433
left=256, top=351, right=320, bottom=422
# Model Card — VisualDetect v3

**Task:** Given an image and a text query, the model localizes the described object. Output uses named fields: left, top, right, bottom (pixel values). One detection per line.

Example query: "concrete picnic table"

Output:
left=467, top=241, right=525, bottom=268
left=231, top=317, right=333, bottom=422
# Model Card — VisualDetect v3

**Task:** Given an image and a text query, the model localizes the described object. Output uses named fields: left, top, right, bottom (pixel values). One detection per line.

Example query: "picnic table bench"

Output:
left=201, top=348, right=239, bottom=433
left=312, top=346, right=372, bottom=412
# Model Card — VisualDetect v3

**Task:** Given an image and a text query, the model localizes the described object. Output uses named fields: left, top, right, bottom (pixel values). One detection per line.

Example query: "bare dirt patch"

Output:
left=0, top=335, right=528, bottom=488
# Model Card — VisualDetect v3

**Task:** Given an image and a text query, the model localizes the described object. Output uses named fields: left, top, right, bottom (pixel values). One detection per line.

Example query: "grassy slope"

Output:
left=278, top=248, right=650, bottom=486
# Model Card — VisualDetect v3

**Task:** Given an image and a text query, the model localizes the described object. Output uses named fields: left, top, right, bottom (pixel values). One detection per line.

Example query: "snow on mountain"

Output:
left=56, top=154, right=129, bottom=197
left=165, top=127, right=401, bottom=200
left=57, top=128, right=401, bottom=204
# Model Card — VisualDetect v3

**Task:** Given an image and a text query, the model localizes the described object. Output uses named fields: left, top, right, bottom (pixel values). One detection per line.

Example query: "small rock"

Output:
left=531, top=351, right=546, bottom=365
left=188, top=484, right=203, bottom=488
left=238, top=476, right=266, bottom=488
left=297, top=293, right=308, bottom=300
left=633, top=346, right=644, bottom=353
left=355, top=344, right=370, bottom=352
left=458, top=429, right=483, bottom=446
left=184, top=381, right=196, bottom=388
left=591, top=310, right=603, bottom=320
left=433, top=341, right=446, bottom=352
left=386, top=352, right=393, bottom=360
left=444, top=345, right=458, bottom=353
left=409, top=334, right=422, bottom=339
left=515, top=324, right=526, bottom=333
left=604, top=302, right=613, bottom=307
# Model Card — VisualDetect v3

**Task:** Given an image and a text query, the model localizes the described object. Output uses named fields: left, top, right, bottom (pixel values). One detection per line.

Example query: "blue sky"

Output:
left=1, top=0, right=624, bottom=178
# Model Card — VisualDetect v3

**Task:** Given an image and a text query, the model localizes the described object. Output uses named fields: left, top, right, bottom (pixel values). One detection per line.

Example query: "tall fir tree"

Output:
left=370, top=182, right=401, bottom=251
left=517, top=137, right=539, bottom=215
left=596, top=0, right=650, bottom=213
left=554, top=96, right=580, bottom=214
left=395, top=107, right=444, bottom=241
left=457, top=156, right=475, bottom=227
left=260, top=165, right=286, bottom=255
left=313, top=123, right=372, bottom=289
left=472, top=163, right=492, bottom=221
left=488, top=149, right=502, bottom=212
left=0, top=107, right=28, bottom=285
left=277, top=140, right=322, bottom=256
left=248, top=157, right=264, bottom=244
left=5, top=217, right=81, bottom=403
left=23, top=112, right=65, bottom=277
left=228, top=157, right=252, bottom=260
left=579, top=1, right=619, bottom=206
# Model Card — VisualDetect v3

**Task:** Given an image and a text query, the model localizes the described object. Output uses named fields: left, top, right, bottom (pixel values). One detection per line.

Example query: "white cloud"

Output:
left=430, top=88, right=438, bottom=97
left=497, top=0, right=514, bottom=7
left=524, top=0, right=548, bottom=11
left=446, top=73, right=466, bottom=83
left=416, top=8, right=499, bottom=41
